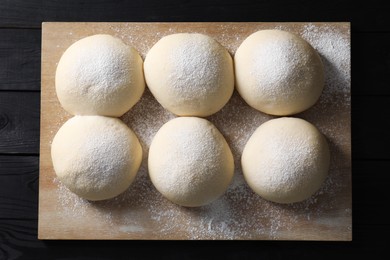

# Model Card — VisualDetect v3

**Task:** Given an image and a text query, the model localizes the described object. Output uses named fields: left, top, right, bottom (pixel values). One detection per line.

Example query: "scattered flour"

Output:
left=52, top=23, right=351, bottom=240
left=301, top=23, right=351, bottom=104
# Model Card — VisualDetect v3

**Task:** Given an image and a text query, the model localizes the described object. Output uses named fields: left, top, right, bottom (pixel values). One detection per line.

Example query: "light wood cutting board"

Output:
left=39, top=22, right=351, bottom=240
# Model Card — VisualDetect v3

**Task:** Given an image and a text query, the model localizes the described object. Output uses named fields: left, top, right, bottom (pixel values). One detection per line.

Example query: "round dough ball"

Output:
left=241, top=117, right=330, bottom=204
left=55, top=34, right=145, bottom=117
left=148, top=117, right=234, bottom=207
left=51, top=116, right=142, bottom=201
left=234, top=30, right=324, bottom=116
left=144, top=33, right=234, bottom=117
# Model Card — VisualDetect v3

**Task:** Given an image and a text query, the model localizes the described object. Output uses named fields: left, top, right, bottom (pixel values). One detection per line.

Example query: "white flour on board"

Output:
left=53, top=23, right=351, bottom=240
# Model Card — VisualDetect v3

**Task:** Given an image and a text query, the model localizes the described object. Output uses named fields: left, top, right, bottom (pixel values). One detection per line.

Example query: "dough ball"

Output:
left=55, top=34, right=145, bottom=117
left=51, top=116, right=142, bottom=201
left=241, top=117, right=330, bottom=204
left=148, top=117, right=234, bottom=207
left=144, top=33, right=234, bottom=117
left=234, top=30, right=324, bottom=116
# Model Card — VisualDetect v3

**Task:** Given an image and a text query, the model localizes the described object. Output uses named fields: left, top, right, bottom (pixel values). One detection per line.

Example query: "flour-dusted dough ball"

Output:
left=144, top=33, right=234, bottom=117
left=55, top=34, right=145, bottom=117
left=241, top=117, right=330, bottom=204
left=148, top=117, right=234, bottom=207
left=234, top=30, right=324, bottom=116
left=51, top=116, right=142, bottom=201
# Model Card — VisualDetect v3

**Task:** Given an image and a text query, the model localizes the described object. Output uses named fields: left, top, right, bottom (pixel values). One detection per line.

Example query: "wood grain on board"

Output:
left=39, top=22, right=351, bottom=240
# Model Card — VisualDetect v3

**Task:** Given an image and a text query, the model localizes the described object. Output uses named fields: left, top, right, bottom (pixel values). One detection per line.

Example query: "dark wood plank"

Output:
left=0, top=155, right=48, bottom=260
left=0, top=156, right=38, bottom=219
left=353, top=32, right=390, bottom=96
left=352, top=161, right=389, bottom=243
left=352, top=96, right=390, bottom=160
left=0, top=0, right=389, bottom=32
left=0, top=29, right=41, bottom=91
left=0, top=91, right=40, bottom=154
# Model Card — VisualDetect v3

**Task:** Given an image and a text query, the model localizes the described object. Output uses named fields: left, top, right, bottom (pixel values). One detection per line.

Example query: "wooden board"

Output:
left=38, top=22, right=351, bottom=240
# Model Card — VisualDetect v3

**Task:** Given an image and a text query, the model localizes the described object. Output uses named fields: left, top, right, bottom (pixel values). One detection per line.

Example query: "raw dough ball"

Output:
left=144, top=33, right=234, bottom=117
left=234, top=30, right=324, bottom=116
left=51, top=116, right=142, bottom=201
left=55, top=34, right=145, bottom=117
left=148, top=117, right=234, bottom=207
left=241, top=117, right=330, bottom=204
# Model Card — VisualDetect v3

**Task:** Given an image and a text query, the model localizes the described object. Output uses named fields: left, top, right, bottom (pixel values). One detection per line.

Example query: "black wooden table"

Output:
left=0, top=1, right=389, bottom=259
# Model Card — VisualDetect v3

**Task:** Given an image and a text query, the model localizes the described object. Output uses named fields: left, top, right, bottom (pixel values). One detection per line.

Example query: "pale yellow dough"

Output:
left=51, top=116, right=142, bottom=201
left=234, top=30, right=324, bottom=116
left=241, top=117, right=330, bottom=204
left=55, top=34, right=145, bottom=117
left=144, top=33, right=234, bottom=117
left=148, top=117, right=234, bottom=207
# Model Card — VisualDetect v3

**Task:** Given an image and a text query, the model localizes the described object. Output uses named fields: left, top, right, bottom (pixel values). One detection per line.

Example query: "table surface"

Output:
left=0, top=0, right=389, bottom=259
